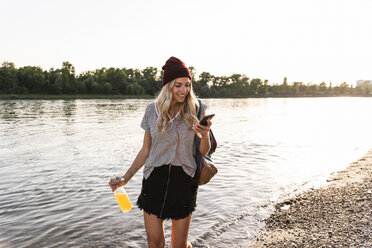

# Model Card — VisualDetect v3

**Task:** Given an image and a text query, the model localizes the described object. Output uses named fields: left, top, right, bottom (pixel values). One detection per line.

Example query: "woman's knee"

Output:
left=147, top=230, right=165, bottom=248
left=147, top=238, right=165, bottom=248
left=144, top=212, right=165, bottom=248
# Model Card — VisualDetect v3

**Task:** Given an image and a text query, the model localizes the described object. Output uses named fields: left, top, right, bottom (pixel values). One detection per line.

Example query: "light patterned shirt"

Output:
left=141, top=101, right=207, bottom=179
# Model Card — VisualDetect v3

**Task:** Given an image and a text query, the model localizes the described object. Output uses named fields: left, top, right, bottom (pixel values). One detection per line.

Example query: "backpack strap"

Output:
left=195, top=99, right=215, bottom=154
left=197, top=99, right=202, bottom=120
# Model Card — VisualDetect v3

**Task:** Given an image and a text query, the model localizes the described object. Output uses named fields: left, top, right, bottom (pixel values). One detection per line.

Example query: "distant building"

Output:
left=356, top=80, right=372, bottom=86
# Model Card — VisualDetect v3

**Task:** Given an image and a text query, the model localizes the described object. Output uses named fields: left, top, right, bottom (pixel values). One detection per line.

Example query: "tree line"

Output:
left=1, top=61, right=371, bottom=97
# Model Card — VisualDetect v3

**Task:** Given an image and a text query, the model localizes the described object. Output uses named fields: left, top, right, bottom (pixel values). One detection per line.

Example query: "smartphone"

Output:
left=199, top=114, right=215, bottom=126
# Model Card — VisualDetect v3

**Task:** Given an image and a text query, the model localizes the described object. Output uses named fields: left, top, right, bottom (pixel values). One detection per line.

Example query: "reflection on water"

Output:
left=63, top=100, right=76, bottom=117
left=0, top=98, right=371, bottom=248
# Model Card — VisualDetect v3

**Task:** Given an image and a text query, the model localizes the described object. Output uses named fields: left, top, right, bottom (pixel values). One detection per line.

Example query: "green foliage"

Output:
left=355, top=81, right=372, bottom=95
left=17, top=66, right=45, bottom=93
left=127, top=82, right=145, bottom=95
left=0, top=62, right=18, bottom=93
left=0, top=61, right=369, bottom=97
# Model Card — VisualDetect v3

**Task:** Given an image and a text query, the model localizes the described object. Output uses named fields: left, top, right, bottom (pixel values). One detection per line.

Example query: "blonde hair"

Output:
left=155, top=79, right=199, bottom=134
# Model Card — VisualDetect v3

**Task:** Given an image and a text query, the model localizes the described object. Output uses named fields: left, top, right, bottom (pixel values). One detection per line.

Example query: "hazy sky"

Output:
left=1, top=0, right=371, bottom=85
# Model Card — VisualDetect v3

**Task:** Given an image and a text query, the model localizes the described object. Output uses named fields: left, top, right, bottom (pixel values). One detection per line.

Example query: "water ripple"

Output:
left=0, top=98, right=371, bottom=247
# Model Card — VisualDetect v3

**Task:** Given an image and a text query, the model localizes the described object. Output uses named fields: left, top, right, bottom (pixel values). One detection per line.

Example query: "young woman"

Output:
left=109, top=56, right=212, bottom=248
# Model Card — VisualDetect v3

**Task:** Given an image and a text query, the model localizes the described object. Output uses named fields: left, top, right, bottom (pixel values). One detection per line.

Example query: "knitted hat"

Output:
left=162, top=56, right=192, bottom=86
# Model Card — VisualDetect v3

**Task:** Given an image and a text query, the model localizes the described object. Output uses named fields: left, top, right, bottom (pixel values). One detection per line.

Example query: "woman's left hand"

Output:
left=192, top=119, right=212, bottom=138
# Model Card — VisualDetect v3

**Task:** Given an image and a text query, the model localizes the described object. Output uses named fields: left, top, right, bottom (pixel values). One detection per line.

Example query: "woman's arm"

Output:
left=193, top=113, right=212, bottom=157
left=109, top=131, right=152, bottom=191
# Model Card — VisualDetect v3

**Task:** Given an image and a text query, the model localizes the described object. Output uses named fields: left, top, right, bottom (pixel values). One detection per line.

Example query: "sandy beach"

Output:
left=247, top=149, right=372, bottom=248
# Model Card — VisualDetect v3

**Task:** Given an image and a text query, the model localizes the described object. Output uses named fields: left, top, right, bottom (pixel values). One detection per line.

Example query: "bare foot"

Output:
left=187, top=241, right=192, bottom=248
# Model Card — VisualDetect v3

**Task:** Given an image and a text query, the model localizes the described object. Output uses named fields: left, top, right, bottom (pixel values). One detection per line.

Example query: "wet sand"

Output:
left=247, top=149, right=372, bottom=248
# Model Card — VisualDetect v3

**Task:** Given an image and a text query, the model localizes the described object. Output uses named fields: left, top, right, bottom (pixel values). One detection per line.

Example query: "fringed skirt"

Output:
left=137, top=164, right=198, bottom=220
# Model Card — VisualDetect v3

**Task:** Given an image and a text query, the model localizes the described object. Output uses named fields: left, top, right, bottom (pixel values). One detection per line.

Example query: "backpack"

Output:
left=193, top=99, right=218, bottom=185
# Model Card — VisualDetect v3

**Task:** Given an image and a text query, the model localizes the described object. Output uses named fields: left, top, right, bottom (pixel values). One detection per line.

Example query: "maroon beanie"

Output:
left=162, top=56, right=192, bottom=86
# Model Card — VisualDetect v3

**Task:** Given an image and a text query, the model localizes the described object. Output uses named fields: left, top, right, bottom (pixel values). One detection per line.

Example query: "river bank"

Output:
left=2, top=94, right=371, bottom=100
left=0, top=94, right=154, bottom=100
left=247, top=149, right=372, bottom=247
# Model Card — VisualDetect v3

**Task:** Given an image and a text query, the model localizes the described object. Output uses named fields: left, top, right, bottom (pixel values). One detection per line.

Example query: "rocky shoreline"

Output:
left=247, top=150, right=372, bottom=248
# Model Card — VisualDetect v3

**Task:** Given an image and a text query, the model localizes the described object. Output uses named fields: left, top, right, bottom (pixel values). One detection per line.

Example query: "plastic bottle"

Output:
left=114, top=187, right=132, bottom=213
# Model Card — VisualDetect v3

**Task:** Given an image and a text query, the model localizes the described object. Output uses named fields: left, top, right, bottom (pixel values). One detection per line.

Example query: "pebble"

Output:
left=248, top=150, right=372, bottom=248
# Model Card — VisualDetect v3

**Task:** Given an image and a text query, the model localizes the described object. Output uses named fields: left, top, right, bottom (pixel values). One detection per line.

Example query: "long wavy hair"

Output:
left=155, top=79, right=199, bottom=134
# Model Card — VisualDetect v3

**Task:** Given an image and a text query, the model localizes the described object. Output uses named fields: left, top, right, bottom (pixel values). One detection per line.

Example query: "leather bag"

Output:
left=194, top=100, right=218, bottom=185
left=198, top=153, right=218, bottom=185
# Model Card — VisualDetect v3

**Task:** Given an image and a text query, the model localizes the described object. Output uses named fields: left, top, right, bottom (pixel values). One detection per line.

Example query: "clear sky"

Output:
left=1, top=0, right=371, bottom=85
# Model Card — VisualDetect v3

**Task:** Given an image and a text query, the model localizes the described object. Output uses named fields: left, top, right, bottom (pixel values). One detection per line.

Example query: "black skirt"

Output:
left=137, top=164, right=199, bottom=220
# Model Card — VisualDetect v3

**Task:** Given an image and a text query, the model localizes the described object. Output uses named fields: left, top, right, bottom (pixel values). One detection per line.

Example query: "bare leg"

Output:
left=143, top=212, right=165, bottom=248
left=171, top=214, right=192, bottom=248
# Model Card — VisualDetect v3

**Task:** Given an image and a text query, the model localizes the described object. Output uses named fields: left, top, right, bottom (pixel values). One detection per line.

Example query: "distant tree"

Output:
left=250, top=78, right=263, bottom=95
left=76, top=79, right=86, bottom=94
left=319, top=82, right=328, bottom=95
left=102, top=82, right=113, bottom=94
left=328, top=82, right=333, bottom=93
left=211, top=76, right=230, bottom=89
left=268, top=84, right=278, bottom=96
left=105, top=68, right=128, bottom=94
left=283, top=77, right=288, bottom=85
left=127, top=82, right=144, bottom=95
left=198, top=72, right=214, bottom=87
left=46, top=68, right=62, bottom=94
left=0, top=62, right=19, bottom=93
left=292, top=82, right=308, bottom=95
left=338, top=82, right=350, bottom=95
left=92, top=68, right=108, bottom=94
left=0, top=61, right=365, bottom=97
left=290, top=82, right=301, bottom=95
left=356, top=81, right=372, bottom=95
left=199, top=85, right=211, bottom=97
left=123, top=68, right=135, bottom=83
left=141, top=67, right=160, bottom=95
left=307, top=83, right=318, bottom=95
left=81, top=75, right=95, bottom=94
left=60, top=61, right=77, bottom=93
left=17, top=66, right=45, bottom=93
left=258, top=79, right=269, bottom=96
left=188, top=66, right=196, bottom=81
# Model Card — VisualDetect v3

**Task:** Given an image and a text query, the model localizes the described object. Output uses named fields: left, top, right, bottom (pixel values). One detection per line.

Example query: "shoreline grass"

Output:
left=1, top=94, right=370, bottom=100
left=0, top=94, right=155, bottom=100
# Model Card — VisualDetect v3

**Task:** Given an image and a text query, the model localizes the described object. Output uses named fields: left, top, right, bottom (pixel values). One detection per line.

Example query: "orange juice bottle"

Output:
left=114, top=187, right=132, bottom=213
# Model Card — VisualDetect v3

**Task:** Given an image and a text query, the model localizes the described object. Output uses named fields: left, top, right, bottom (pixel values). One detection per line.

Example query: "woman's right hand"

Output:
left=109, top=176, right=127, bottom=192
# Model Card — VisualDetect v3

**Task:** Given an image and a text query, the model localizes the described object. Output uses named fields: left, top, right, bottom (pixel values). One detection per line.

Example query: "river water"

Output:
left=0, top=97, right=371, bottom=248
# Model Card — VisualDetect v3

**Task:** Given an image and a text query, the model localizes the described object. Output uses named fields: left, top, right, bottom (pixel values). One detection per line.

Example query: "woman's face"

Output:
left=172, top=77, right=191, bottom=103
